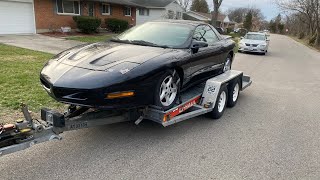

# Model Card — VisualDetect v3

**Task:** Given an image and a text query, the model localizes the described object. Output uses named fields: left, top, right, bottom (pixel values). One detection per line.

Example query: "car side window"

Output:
left=193, top=25, right=220, bottom=46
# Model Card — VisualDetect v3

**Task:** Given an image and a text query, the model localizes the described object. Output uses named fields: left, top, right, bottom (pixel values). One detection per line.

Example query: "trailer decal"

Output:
left=166, top=96, right=201, bottom=119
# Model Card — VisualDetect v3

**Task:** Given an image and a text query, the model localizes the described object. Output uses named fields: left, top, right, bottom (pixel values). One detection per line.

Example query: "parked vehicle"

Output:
left=40, top=20, right=235, bottom=110
left=238, top=32, right=270, bottom=55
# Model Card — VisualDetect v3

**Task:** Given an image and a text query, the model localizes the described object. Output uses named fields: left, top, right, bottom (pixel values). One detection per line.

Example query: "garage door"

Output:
left=0, top=1, right=35, bottom=34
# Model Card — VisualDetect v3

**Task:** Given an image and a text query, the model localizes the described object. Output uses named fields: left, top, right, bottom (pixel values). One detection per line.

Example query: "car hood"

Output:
left=240, top=39, right=266, bottom=44
left=53, top=42, right=173, bottom=71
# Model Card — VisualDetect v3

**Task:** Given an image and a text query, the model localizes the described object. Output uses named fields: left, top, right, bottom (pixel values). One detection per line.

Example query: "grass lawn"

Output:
left=66, top=34, right=115, bottom=43
left=0, top=44, right=64, bottom=123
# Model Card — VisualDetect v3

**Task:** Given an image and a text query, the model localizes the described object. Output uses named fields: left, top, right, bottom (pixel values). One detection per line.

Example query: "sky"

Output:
left=207, top=0, right=280, bottom=20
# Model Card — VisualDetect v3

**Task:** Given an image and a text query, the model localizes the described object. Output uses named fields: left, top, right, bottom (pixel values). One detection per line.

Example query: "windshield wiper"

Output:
left=111, top=38, right=169, bottom=48
left=130, top=40, right=169, bottom=48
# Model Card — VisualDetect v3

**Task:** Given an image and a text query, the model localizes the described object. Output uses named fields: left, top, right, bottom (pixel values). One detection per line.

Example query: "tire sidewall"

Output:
left=227, top=79, right=241, bottom=108
left=154, top=70, right=180, bottom=110
left=210, top=85, right=228, bottom=119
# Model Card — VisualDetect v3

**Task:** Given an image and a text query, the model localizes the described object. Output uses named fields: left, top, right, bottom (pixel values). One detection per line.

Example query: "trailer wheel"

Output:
left=227, top=79, right=241, bottom=108
left=210, top=85, right=228, bottom=119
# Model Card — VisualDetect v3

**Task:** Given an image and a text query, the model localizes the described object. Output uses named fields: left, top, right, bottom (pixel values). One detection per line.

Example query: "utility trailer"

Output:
left=0, top=70, right=251, bottom=157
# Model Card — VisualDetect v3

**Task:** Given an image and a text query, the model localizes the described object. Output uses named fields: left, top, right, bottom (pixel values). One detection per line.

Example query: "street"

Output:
left=1, top=34, right=320, bottom=179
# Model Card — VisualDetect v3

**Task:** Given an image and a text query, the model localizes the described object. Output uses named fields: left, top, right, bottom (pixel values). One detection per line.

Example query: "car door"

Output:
left=183, top=25, right=223, bottom=80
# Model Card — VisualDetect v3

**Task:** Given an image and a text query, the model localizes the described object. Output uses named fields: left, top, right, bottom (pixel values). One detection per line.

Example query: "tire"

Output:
left=154, top=70, right=181, bottom=110
left=223, top=54, right=232, bottom=72
left=227, top=78, right=241, bottom=108
left=210, top=85, right=228, bottom=119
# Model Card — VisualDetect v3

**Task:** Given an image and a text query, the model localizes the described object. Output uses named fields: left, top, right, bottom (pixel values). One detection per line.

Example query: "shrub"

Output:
left=73, top=16, right=101, bottom=34
left=308, top=34, right=317, bottom=45
left=298, top=32, right=305, bottom=39
left=106, top=18, right=129, bottom=33
left=226, top=28, right=233, bottom=34
left=229, top=32, right=240, bottom=39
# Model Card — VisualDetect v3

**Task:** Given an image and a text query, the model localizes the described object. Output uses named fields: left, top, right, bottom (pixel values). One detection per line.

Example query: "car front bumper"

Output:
left=239, top=45, right=267, bottom=53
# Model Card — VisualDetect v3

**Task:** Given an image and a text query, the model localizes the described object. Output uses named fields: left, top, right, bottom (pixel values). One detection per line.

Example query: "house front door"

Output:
left=88, top=2, right=94, bottom=16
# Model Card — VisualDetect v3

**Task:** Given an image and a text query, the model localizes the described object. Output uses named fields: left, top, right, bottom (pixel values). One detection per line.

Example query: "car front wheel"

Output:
left=154, top=70, right=180, bottom=110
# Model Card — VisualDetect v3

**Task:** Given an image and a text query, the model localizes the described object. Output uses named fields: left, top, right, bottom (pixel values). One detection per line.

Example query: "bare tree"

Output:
left=177, top=0, right=192, bottom=11
left=212, top=0, right=223, bottom=26
left=277, top=0, right=320, bottom=46
left=227, top=7, right=265, bottom=23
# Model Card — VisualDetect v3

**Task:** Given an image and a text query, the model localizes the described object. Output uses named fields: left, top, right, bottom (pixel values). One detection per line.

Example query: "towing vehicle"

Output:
left=0, top=70, right=251, bottom=157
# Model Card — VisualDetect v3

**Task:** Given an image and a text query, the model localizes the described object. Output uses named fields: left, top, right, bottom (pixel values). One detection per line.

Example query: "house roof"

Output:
left=185, top=11, right=236, bottom=24
left=128, top=0, right=176, bottom=8
left=194, top=12, right=226, bottom=22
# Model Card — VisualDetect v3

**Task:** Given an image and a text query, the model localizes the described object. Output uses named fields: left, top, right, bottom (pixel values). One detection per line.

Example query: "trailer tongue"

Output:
left=0, top=70, right=251, bottom=157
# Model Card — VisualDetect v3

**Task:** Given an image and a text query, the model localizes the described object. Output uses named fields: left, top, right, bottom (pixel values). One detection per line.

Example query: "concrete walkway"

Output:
left=0, top=34, right=84, bottom=54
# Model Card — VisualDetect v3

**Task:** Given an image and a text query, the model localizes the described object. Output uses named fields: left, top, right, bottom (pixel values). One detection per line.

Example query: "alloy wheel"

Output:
left=159, top=75, right=178, bottom=107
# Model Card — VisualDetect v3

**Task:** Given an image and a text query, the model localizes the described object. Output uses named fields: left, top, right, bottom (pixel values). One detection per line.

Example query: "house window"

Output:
left=124, top=7, right=131, bottom=16
left=102, top=4, right=110, bottom=15
left=139, top=8, right=149, bottom=16
left=56, top=0, right=80, bottom=15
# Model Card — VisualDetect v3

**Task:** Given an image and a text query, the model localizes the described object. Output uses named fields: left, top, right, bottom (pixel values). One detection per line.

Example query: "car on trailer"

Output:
left=40, top=20, right=236, bottom=111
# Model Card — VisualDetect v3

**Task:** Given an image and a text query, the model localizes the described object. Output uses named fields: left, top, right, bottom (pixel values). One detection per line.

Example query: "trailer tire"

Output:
left=210, top=85, right=228, bottom=119
left=227, top=78, right=241, bottom=108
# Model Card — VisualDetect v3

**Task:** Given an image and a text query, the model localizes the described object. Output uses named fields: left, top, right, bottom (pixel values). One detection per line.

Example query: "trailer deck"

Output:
left=0, top=70, right=251, bottom=157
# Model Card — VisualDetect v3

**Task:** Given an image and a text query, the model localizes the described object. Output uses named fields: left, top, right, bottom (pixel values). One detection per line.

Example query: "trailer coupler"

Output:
left=0, top=104, right=63, bottom=156
left=0, top=104, right=135, bottom=157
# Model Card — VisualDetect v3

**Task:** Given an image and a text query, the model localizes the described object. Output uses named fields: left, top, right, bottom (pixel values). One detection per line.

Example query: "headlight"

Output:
left=259, top=44, right=266, bottom=48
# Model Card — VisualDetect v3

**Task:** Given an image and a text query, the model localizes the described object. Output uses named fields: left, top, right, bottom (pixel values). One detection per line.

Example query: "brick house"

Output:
left=0, top=0, right=138, bottom=34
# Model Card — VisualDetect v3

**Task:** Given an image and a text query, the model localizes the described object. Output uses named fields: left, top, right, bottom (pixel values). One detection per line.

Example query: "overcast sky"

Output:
left=207, top=0, right=280, bottom=20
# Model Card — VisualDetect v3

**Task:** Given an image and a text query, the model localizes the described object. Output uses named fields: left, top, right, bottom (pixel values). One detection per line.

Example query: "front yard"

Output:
left=0, top=44, right=64, bottom=123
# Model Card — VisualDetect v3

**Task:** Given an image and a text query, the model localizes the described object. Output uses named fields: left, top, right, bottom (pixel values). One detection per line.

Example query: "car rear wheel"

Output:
left=154, top=70, right=180, bottom=110
left=223, top=55, right=232, bottom=72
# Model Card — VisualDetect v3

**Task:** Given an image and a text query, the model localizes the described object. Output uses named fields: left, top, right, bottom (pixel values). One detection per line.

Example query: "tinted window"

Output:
left=117, top=22, right=192, bottom=47
left=193, top=25, right=220, bottom=45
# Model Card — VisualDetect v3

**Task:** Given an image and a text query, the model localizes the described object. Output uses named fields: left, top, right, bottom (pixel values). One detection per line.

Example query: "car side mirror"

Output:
left=191, top=40, right=208, bottom=53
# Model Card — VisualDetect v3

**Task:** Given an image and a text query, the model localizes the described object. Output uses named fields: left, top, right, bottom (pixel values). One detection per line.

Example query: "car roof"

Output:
left=150, top=20, right=207, bottom=26
left=247, top=32, right=266, bottom=35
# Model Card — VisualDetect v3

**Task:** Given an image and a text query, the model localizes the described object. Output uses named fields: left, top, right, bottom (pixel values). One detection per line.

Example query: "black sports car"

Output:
left=40, top=20, right=235, bottom=110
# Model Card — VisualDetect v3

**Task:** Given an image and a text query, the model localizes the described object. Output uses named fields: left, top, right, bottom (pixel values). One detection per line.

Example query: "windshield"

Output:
left=115, top=22, right=193, bottom=48
left=245, top=34, right=266, bottom=41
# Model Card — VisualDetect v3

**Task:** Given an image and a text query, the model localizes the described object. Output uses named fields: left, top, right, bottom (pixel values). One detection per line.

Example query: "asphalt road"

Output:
left=1, top=34, right=320, bottom=180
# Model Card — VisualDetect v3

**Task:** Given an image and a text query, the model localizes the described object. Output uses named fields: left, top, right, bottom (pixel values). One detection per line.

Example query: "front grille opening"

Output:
left=40, top=78, right=50, bottom=89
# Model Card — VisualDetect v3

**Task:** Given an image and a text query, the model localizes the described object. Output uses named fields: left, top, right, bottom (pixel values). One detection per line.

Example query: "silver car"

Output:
left=238, top=32, right=270, bottom=55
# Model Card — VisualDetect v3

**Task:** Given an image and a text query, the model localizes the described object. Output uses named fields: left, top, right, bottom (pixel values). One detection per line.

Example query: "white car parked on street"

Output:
left=238, top=32, right=270, bottom=55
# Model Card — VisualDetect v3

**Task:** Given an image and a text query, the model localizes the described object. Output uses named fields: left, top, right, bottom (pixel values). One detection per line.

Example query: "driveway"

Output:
left=1, top=34, right=320, bottom=179
left=0, top=34, right=84, bottom=54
